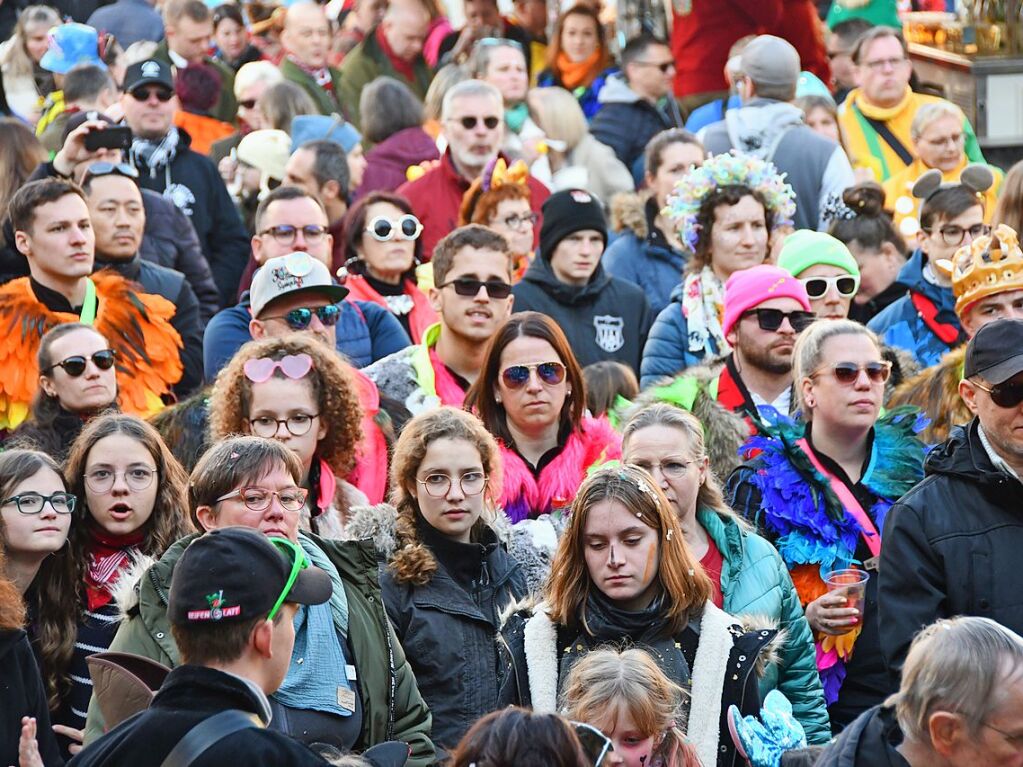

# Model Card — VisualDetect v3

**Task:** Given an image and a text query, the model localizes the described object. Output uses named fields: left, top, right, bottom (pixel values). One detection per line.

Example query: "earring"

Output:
left=495, top=394, right=502, bottom=403
left=806, top=397, right=816, bottom=408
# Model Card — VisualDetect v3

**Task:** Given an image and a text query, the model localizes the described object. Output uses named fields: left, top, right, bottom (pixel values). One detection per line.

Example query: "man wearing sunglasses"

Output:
left=203, top=187, right=409, bottom=379
left=590, top=35, right=683, bottom=185
left=880, top=319, right=1023, bottom=684
left=120, top=58, right=251, bottom=308
left=71, top=526, right=338, bottom=766
left=365, top=225, right=514, bottom=412
left=82, top=160, right=205, bottom=398
left=397, top=79, right=549, bottom=260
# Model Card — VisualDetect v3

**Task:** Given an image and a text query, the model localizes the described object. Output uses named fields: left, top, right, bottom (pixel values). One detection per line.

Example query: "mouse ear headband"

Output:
left=911, top=163, right=995, bottom=201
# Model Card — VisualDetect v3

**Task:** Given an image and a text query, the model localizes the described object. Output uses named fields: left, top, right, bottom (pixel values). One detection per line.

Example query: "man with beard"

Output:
left=363, top=225, right=515, bottom=415
left=397, top=79, right=549, bottom=260
left=636, top=264, right=814, bottom=481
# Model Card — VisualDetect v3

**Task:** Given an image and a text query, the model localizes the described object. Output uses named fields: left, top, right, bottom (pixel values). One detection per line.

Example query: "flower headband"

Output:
left=663, top=152, right=797, bottom=252
left=482, top=157, right=529, bottom=192
left=243, top=353, right=314, bottom=383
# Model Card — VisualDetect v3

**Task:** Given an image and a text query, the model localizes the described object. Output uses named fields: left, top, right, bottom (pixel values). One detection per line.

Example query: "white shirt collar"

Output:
left=751, top=387, right=792, bottom=418
left=167, top=48, right=188, bottom=69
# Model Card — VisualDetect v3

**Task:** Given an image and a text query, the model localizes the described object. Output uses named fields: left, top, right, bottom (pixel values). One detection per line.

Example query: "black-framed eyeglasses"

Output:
left=972, top=379, right=1023, bottom=409
left=249, top=412, right=320, bottom=437
left=416, top=471, right=488, bottom=498
left=500, top=212, right=538, bottom=230
left=922, top=222, right=990, bottom=247
left=82, top=162, right=139, bottom=183
left=450, top=115, right=501, bottom=130
left=810, top=361, right=892, bottom=385
left=45, top=349, right=117, bottom=377
left=130, top=86, right=174, bottom=102
left=262, top=304, right=342, bottom=330
left=632, top=59, right=676, bottom=73
left=571, top=721, right=614, bottom=767
left=436, top=277, right=513, bottom=299
left=215, top=486, right=309, bottom=512
left=86, top=466, right=157, bottom=494
left=258, top=224, right=329, bottom=246
left=742, top=308, right=816, bottom=332
left=1, top=491, right=75, bottom=515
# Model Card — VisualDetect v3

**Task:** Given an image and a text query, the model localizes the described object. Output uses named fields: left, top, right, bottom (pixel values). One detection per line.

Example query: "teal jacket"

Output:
left=699, top=507, right=832, bottom=743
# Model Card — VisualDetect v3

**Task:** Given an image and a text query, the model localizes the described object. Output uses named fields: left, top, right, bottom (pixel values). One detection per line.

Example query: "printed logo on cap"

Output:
left=141, top=60, right=162, bottom=78
left=570, top=190, right=592, bottom=204
left=271, top=264, right=305, bottom=292
left=594, top=315, right=624, bottom=353
left=188, top=589, right=241, bottom=622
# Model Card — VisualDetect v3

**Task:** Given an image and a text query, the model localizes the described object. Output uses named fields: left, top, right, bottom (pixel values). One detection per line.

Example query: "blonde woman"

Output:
left=527, top=86, right=633, bottom=205
left=0, top=6, right=59, bottom=124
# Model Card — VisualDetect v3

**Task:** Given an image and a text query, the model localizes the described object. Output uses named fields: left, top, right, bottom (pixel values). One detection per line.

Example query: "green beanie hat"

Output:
left=826, top=0, right=900, bottom=30
left=778, top=230, right=860, bottom=278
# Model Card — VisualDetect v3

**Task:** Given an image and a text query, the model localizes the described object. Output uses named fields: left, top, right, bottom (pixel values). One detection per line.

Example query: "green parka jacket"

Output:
left=83, top=532, right=436, bottom=766
left=699, top=507, right=832, bottom=743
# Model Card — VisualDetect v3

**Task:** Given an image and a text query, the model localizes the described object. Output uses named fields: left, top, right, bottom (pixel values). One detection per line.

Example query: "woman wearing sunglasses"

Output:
left=726, top=320, right=927, bottom=732
left=8, top=323, right=119, bottom=461
left=84, top=435, right=436, bottom=765
left=347, top=407, right=528, bottom=750
left=0, top=448, right=73, bottom=765
left=340, top=191, right=437, bottom=343
left=621, top=404, right=831, bottom=744
left=465, top=312, right=621, bottom=524
left=51, top=414, right=192, bottom=758
left=208, top=334, right=372, bottom=537
left=500, top=465, right=776, bottom=767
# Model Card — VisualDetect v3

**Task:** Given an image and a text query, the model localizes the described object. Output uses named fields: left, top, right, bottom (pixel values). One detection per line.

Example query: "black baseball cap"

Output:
left=123, top=59, right=174, bottom=94
left=964, top=319, right=1023, bottom=384
left=169, top=527, right=331, bottom=625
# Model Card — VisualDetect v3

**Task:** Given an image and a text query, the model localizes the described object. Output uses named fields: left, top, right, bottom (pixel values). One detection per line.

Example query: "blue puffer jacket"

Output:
left=640, top=281, right=722, bottom=388
left=603, top=194, right=687, bottom=316
left=536, top=67, right=618, bottom=120
left=699, top=507, right=832, bottom=744
left=866, top=249, right=963, bottom=369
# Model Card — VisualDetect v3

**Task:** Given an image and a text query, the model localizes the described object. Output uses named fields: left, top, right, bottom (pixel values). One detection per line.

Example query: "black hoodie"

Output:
left=815, top=704, right=909, bottom=767
left=879, top=419, right=1023, bottom=679
left=511, top=256, right=654, bottom=374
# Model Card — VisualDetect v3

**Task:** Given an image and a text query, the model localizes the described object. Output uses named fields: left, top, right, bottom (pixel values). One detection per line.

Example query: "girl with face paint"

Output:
left=498, top=464, right=780, bottom=767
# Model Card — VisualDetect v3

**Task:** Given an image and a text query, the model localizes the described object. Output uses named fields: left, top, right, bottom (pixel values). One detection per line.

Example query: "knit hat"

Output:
left=778, top=230, right=860, bottom=278
left=237, top=129, right=292, bottom=184
left=539, top=189, right=606, bottom=259
left=291, top=114, right=361, bottom=154
left=739, top=35, right=800, bottom=90
left=722, top=264, right=811, bottom=338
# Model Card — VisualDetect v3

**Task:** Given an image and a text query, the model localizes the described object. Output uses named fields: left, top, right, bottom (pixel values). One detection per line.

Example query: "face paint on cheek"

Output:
left=641, top=541, right=657, bottom=584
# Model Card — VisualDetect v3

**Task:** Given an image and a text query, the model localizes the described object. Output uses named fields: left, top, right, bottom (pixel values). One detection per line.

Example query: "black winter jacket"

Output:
left=879, top=419, right=1023, bottom=677
left=96, top=255, right=203, bottom=397
left=380, top=522, right=527, bottom=751
left=130, top=128, right=251, bottom=306
left=68, top=665, right=329, bottom=767
left=511, top=257, right=654, bottom=374
left=0, top=629, right=63, bottom=767
left=815, top=704, right=909, bottom=767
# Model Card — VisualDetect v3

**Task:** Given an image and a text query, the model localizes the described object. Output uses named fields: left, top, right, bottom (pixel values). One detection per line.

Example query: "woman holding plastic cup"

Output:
left=726, top=319, right=927, bottom=732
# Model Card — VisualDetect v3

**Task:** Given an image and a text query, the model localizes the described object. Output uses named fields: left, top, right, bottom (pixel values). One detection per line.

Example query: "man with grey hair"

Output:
left=284, top=139, right=352, bottom=266
left=701, top=34, right=854, bottom=231
left=397, top=79, right=549, bottom=259
left=816, top=616, right=1023, bottom=766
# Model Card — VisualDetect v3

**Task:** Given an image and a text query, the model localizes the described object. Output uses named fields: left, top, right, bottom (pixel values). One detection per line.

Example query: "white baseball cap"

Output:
left=250, top=252, right=349, bottom=318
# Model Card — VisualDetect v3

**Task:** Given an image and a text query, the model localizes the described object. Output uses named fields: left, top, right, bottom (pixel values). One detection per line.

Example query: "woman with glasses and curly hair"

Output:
left=347, top=407, right=528, bottom=749
left=499, top=464, right=778, bottom=767
left=208, top=334, right=371, bottom=537
left=726, top=319, right=927, bottom=732
left=464, top=312, right=621, bottom=525
left=83, top=435, right=437, bottom=765
left=56, top=414, right=192, bottom=757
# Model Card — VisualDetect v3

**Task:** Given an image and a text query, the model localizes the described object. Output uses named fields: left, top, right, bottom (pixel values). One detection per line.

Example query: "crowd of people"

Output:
left=2, top=0, right=1023, bottom=766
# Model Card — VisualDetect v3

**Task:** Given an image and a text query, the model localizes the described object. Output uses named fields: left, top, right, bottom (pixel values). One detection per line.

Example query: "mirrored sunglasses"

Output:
left=500, top=361, right=566, bottom=389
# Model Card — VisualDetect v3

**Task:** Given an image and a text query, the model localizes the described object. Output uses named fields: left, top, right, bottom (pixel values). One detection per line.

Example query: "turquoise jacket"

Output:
left=699, top=507, right=832, bottom=743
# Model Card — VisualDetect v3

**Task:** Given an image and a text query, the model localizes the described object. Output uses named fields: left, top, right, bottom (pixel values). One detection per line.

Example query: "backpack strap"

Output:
left=910, top=291, right=965, bottom=345
left=851, top=102, right=914, bottom=170
left=160, top=709, right=261, bottom=767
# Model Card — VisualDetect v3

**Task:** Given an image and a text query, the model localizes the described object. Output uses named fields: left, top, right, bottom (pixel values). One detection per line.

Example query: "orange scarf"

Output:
left=556, top=49, right=604, bottom=90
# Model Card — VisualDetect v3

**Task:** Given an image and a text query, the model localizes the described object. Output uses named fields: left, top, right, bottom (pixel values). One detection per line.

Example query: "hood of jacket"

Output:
left=924, top=419, right=1019, bottom=487
left=609, top=194, right=687, bottom=267
left=367, top=126, right=439, bottom=167
left=893, top=248, right=945, bottom=299
left=816, top=704, right=908, bottom=767
left=597, top=73, right=642, bottom=105
left=724, top=99, right=804, bottom=160
left=520, top=252, right=612, bottom=306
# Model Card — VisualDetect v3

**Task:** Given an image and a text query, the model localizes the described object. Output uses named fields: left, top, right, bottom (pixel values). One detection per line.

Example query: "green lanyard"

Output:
left=79, top=278, right=97, bottom=326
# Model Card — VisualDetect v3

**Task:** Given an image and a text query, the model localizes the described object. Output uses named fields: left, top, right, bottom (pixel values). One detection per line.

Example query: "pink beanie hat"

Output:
left=722, top=265, right=811, bottom=338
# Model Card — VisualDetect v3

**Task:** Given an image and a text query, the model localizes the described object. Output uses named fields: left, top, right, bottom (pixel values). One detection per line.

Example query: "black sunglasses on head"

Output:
left=743, top=308, right=816, bottom=332
left=437, top=277, right=513, bottom=299
left=45, top=349, right=117, bottom=377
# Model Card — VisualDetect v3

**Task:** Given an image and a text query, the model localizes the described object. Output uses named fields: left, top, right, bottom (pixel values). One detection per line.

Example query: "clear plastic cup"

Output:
left=824, top=568, right=869, bottom=625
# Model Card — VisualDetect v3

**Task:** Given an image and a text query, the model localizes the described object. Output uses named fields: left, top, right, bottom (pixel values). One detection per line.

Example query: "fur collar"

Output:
left=610, top=191, right=649, bottom=239
left=111, top=553, right=158, bottom=622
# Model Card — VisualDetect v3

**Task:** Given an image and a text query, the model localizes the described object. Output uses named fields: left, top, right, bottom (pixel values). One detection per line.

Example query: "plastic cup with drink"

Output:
left=824, top=568, right=869, bottom=627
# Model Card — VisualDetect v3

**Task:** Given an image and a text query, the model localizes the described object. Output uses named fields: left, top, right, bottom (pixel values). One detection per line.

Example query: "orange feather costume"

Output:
left=0, top=269, right=183, bottom=431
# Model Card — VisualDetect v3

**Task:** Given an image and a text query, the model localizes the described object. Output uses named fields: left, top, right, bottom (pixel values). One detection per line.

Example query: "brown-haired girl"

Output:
left=349, top=407, right=527, bottom=749
left=459, top=158, right=536, bottom=281
left=208, top=334, right=371, bottom=536
left=536, top=4, right=612, bottom=119
left=499, top=464, right=776, bottom=767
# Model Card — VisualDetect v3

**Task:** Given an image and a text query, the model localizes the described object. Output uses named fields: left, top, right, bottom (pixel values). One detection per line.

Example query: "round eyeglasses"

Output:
left=85, top=466, right=156, bottom=494
left=249, top=413, right=319, bottom=438
left=416, top=472, right=487, bottom=498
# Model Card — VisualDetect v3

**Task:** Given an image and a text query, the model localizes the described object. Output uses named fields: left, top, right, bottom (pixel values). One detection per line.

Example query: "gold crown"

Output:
left=945, top=224, right=1023, bottom=317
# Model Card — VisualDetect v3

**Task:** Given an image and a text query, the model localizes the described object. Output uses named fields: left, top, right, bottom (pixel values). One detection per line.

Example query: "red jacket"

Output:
left=768, top=0, right=830, bottom=89
left=396, top=150, right=550, bottom=261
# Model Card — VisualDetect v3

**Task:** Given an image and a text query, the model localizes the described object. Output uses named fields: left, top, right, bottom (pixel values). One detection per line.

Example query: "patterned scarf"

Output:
left=680, top=266, right=729, bottom=357
left=85, top=525, right=145, bottom=610
left=129, top=126, right=180, bottom=180
left=287, top=54, right=334, bottom=91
